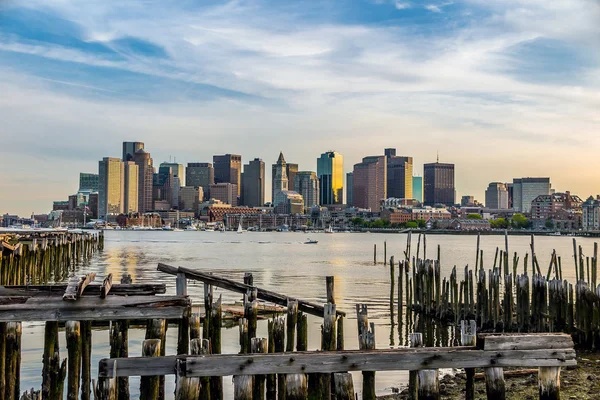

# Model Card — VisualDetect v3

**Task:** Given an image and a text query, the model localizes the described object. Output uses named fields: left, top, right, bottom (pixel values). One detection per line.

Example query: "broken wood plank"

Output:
left=157, top=263, right=346, bottom=317
left=101, top=274, right=113, bottom=299
left=480, top=334, right=573, bottom=351
left=0, top=284, right=166, bottom=297
left=98, top=347, right=576, bottom=378
left=63, top=273, right=96, bottom=301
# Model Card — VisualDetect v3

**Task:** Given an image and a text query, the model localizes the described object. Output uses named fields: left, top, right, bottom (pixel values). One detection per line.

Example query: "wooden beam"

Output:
left=0, top=284, right=166, bottom=297
left=157, top=263, right=346, bottom=317
left=101, top=274, right=113, bottom=299
left=98, top=347, right=576, bottom=378
left=64, top=273, right=97, bottom=301
left=480, top=334, right=574, bottom=351
left=0, top=296, right=190, bottom=322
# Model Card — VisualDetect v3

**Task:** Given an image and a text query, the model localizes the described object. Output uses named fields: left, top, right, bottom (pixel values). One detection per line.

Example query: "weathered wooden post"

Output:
left=357, top=304, right=375, bottom=400
left=285, top=375, right=308, bottom=400
left=384, top=241, right=387, bottom=266
left=140, top=339, right=161, bottom=400
left=374, top=244, right=377, bottom=265
left=245, top=298, right=258, bottom=351
left=273, top=317, right=286, bottom=400
left=190, top=314, right=201, bottom=340
left=286, top=300, right=299, bottom=352
left=146, top=319, right=167, bottom=400
left=408, top=332, right=422, bottom=400
left=297, top=312, right=308, bottom=352
left=233, top=375, right=252, bottom=400
left=42, top=321, right=58, bottom=400
left=239, top=319, right=249, bottom=354
left=333, top=373, right=354, bottom=400
left=174, top=339, right=202, bottom=400
left=177, top=272, right=190, bottom=355
left=210, top=295, right=223, bottom=400
left=66, top=322, right=81, bottom=400
left=5, top=322, right=22, bottom=400
left=198, top=339, right=211, bottom=400
left=109, top=320, right=129, bottom=400
left=461, top=320, right=476, bottom=400
left=203, top=283, right=213, bottom=342
left=81, top=321, right=92, bottom=400
left=252, top=338, right=268, bottom=400
left=538, top=367, right=560, bottom=400
left=267, top=321, right=276, bottom=400
left=484, top=368, right=506, bottom=400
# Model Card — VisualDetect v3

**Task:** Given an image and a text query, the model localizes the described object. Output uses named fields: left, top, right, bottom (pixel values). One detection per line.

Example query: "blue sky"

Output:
left=1, top=0, right=599, bottom=214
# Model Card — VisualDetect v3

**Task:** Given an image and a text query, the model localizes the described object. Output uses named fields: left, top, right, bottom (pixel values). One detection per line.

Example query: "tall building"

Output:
left=241, top=158, right=265, bottom=207
left=352, top=155, right=387, bottom=210
left=286, top=163, right=298, bottom=196
left=583, top=196, right=600, bottom=231
left=122, top=141, right=144, bottom=162
left=79, top=173, right=99, bottom=192
left=385, top=149, right=413, bottom=200
left=272, top=152, right=289, bottom=206
left=423, top=161, right=455, bottom=206
left=485, top=182, right=509, bottom=209
left=209, top=183, right=238, bottom=206
left=346, top=172, right=353, bottom=206
left=98, top=157, right=124, bottom=219
left=274, top=191, right=304, bottom=214
left=123, top=162, right=138, bottom=213
left=512, top=178, right=551, bottom=213
left=133, top=149, right=154, bottom=212
left=213, top=154, right=242, bottom=196
left=160, top=162, right=185, bottom=187
left=461, top=196, right=476, bottom=207
left=413, top=176, right=423, bottom=203
left=179, top=186, right=204, bottom=213
left=154, top=165, right=179, bottom=209
left=294, top=171, right=319, bottom=211
left=317, top=151, right=344, bottom=205
left=186, top=163, right=214, bottom=200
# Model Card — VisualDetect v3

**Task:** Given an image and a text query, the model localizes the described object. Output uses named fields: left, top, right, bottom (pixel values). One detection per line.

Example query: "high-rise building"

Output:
left=423, top=161, right=455, bottom=206
left=123, top=161, right=138, bottom=213
left=241, top=158, right=265, bottom=207
left=179, top=186, right=204, bottom=213
left=512, top=178, right=551, bottom=213
left=485, top=182, right=509, bottom=209
left=272, top=152, right=289, bottom=206
left=294, top=171, right=319, bottom=211
left=352, top=155, right=387, bottom=210
left=209, top=183, right=238, bottom=206
left=317, top=151, right=344, bottom=205
left=346, top=172, right=353, bottom=206
left=133, top=149, right=154, bottom=212
left=98, top=157, right=124, bottom=218
left=413, top=176, right=423, bottom=203
left=186, top=163, right=214, bottom=200
left=385, top=149, right=413, bottom=200
left=286, top=163, right=298, bottom=196
left=213, top=154, right=242, bottom=196
left=122, top=141, right=144, bottom=162
left=160, top=162, right=185, bottom=187
left=79, top=173, right=99, bottom=192
left=582, top=196, right=600, bottom=231
left=154, top=165, right=179, bottom=209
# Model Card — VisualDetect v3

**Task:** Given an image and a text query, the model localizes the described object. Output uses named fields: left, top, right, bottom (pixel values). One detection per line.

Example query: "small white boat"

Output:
left=304, top=238, right=318, bottom=244
left=185, top=226, right=198, bottom=231
left=325, top=225, right=334, bottom=234
left=173, top=228, right=184, bottom=232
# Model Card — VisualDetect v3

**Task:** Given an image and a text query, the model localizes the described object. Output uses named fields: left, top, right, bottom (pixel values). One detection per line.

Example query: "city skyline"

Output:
left=1, top=1, right=599, bottom=215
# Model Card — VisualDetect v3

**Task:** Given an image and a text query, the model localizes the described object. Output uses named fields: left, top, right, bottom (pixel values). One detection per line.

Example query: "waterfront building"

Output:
left=461, top=196, right=477, bottom=207
left=294, top=171, right=319, bottom=211
left=179, top=186, right=204, bottom=213
left=346, top=172, right=353, bottom=206
left=122, top=141, right=144, bottom=162
left=385, top=149, right=413, bottom=200
left=530, top=192, right=582, bottom=221
left=98, top=157, right=124, bottom=219
left=583, top=196, right=600, bottom=231
left=210, top=183, right=238, bottom=206
left=352, top=155, right=387, bottom=211
left=213, top=154, right=242, bottom=196
left=79, top=173, right=99, bottom=192
left=512, top=177, right=551, bottom=213
left=123, top=161, right=138, bottom=213
left=241, top=158, right=265, bottom=207
left=272, top=152, right=289, bottom=206
left=412, top=176, right=423, bottom=203
left=133, top=149, right=154, bottom=213
left=53, top=201, right=70, bottom=211
left=274, top=190, right=304, bottom=214
left=485, top=182, right=509, bottom=209
left=186, top=162, right=214, bottom=200
left=423, top=161, right=455, bottom=206
left=317, top=151, right=344, bottom=205
left=411, top=207, right=452, bottom=221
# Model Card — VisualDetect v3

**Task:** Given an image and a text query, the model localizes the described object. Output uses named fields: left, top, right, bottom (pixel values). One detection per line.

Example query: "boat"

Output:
left=325, top=225, right=334, bottom=234
left=173, top=228, right=184, bottom=232
left=548, top=231, right=561, bottom=236
left=304, top=238, right=318, bottom=244
left=185, top=225, right=198, bottom=231
left=237, top=216, right=244, bottom=234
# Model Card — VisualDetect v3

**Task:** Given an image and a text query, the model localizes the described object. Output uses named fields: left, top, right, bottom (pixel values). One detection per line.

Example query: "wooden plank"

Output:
left=101, top=274, right=113, bottom=299
left=98, top=347, right=576, bottom=378
left=0, top=284, right=166, bottom=297
left=63, top=273, right=96, bottom=301
left=157, top=263, right=346, bottom=317
left=0, top=296, right=190, bottom=322
left=481, top=334, right=574, bottom=351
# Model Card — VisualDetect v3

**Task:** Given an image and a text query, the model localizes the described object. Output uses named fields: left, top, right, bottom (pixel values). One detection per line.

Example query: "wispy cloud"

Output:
left=395, top=1, right=412, bottom=9
left=425, top=4, right=442, bottom=12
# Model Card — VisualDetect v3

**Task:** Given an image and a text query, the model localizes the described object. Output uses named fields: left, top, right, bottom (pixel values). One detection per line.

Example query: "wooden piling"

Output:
left=190, top=314, right=201, bottom=340
left=267, top=320, right=276, bottom=400
left=239, top=319, right=249, bottom=354
left=66, top=322, right=81, bottom=400
left=176, top=272, right=189, bottom=356
left=42, top=321, right=58, bottom=400
left=198, top=339, right=211, bottom=400
left=286, top=300, right=298, bottom=352
left=139, top=339, right=161, bottom=400
left=273, top=317, right=285, bottom=400
left=332, top=373, right=354, bottom=400
left=461, top=320, right=476, bottom=400
left=285, top=375, right=308, bottom=400
left=210, top=295, right=223, bottom=400
left=417, top=369, right=439, bottom=400
left=5, top=322, right=22, bottom=400
left=384, top=241, right=387, bottom=266
left=297, top=312, right=308, bottom=352
left=374, top=244, right=377, bottom=265
left=252, top=338, right=268, bottom=400
left=484, top=368, right=506, bottom=400
left=145, top=320, right=167, bottom=400
left=81, top=321, right=92, bottom=400
left=357, top=304, right=376, bottom=400
left=109, top=321, right=129, bottom=400
left=245, top=300, right=258, bottom=352
left=175, top=339, right=202, bottom=400
left=538, top=367, right=560, bottom=400
left=233, top=375, right=252, bottom=400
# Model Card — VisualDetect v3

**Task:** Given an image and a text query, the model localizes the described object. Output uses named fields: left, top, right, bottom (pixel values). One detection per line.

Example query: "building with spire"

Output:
left=272, top=152, right=289, bottom=206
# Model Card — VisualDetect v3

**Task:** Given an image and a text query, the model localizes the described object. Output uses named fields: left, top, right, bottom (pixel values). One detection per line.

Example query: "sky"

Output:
left=1, top=0, right=599, bottom=215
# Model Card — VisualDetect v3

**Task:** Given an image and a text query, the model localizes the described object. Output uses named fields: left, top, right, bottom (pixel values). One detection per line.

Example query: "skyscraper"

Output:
left=385, top=149, right=413, bottom=199
left=160, top=162, right=185, bottom=187
left=413, top=176, right=423, bottom=203
left=123, top=161, right=138, bottom=213
left=133, top=149, right=154, bottom=212
left=209, top=183, right=238, bottom=206
left=154, top=165, right=179, bottom=209
left=79, top=173, right=99, bottom=192
left=213, top=154, right=242, bottom=196
left=294, top=171, right=319, bottom=211
left=241, top=158, right=265, bottom=207
left=512, top=178, right=551, bottom=213
left=423, top=161, right=455, bottom=206
left=317, top=151, right=344, bottom=205
left=122, top=141, right=144, bottom=162
left=352, top=156, right=387, bottom=210
left=346, top=172, right=353, bottom=206
left=271, top=160, right=298, bottom=202
left=98, top=157, right=124, bottom=219
left=272, top=152, right=288, bottom=206
left=485, top=182, right=509, bottom=209
left=186, top=163, right=214, bottom=200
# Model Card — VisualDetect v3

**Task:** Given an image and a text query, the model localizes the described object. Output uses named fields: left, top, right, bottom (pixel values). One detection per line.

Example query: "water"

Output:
left=19, top=231, right=596, bottom=398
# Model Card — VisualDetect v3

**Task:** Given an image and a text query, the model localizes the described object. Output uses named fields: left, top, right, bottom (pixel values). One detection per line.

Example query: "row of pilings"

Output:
left=0, top=230, right=104, bottom=285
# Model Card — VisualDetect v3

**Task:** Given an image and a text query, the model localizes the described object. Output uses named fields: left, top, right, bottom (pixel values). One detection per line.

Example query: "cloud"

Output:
left=425, top=4, right=442, bottom=12
left=395, top=2, right=412, bottom=9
